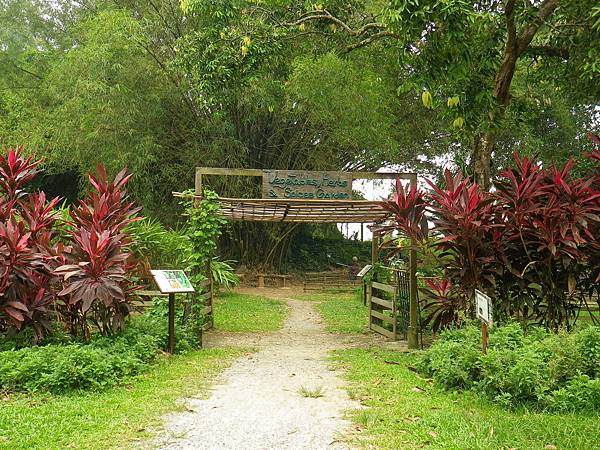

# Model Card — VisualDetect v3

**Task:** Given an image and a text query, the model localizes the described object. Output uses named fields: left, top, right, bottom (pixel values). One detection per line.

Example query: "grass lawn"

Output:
left=332, top=348, right=600, bottom=450
left=302, top=289, right=369, bottom=333
left=0, top=348, right=248, bottom=450
left=213, top=292, right=288, bottom=332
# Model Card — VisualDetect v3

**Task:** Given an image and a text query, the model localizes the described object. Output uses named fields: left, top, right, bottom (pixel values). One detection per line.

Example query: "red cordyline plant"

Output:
left=494, top=154, right=600, bottom=329
left=0, top=147, right=63, bottom=341
left=383, top=149, right=600, bottom=332
left=55, top=166, right=142, bottom=337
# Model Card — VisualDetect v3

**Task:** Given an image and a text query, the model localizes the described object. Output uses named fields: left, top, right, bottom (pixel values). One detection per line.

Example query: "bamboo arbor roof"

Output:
left=216, top=197, right=391, bottom=223
left=173, top=194, right=392, bottom=223
left=173, top=167, right=416, bottom=225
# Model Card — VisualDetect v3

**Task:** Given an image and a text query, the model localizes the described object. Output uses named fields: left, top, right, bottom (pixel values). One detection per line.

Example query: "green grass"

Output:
left=332, top=348, right=600, bottom=450
left=0, top=348, right=247, bottom=450
left=213, top=292, right=288, bottom=332
left=303, top=290, right=368, bottom=333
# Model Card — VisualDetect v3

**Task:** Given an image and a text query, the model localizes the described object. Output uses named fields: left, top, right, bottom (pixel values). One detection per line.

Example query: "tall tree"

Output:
left=280, top=0, right=600, bottom=188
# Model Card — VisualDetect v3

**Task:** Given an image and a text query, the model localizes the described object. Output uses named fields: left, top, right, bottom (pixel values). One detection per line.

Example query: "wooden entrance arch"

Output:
left=178, top=167, right=420, bottom=349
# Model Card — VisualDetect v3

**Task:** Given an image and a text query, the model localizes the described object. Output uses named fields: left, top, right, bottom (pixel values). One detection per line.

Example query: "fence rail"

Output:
left=303, top=270, right=361, bottom=291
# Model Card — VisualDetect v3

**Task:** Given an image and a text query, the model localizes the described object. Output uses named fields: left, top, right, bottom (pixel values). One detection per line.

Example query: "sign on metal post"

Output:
left=475, top=289, right=493, bottom=354
left=151, top=270, right=195, bottom=354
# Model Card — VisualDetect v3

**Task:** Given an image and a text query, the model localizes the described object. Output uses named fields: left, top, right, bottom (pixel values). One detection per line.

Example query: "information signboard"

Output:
left=356, top=264, right=373, bottom=278
left=151, top=270, right=195, bottom=294
left=262, top=169, right=353, bottom=200
left=475, top=289, right=493, bottom=326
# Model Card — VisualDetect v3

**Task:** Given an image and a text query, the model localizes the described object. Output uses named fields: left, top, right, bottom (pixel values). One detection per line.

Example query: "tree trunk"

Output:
left=469, top=0, right=560, bottom=190
left=472, top=133, right=494, bottom=191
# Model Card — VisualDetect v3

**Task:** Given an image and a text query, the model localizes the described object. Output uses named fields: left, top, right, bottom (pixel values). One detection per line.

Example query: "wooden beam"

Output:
left=370, top=309, right=395, bottom=324
left=372, top=281, right=397, bottom=294
left=195, top=167, right=415, bottom=181
left=196, top=167, right=264, bottom=177
left=371, top=295, right=393, bottom=309
left=370, top=323, right=395, bottom=339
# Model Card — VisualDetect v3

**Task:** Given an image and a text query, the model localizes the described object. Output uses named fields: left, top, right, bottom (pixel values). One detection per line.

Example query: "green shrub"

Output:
left=417, top=339, right=481, bottom=389
left=417, top=323, right=600, bottom=412
left=0, top=315, right=165, bottom=393
left=545, top=375, right=600, bottom=412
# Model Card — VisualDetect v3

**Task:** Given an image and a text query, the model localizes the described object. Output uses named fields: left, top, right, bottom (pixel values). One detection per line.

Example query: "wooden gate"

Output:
left=367, top=267, right=411, bottom=340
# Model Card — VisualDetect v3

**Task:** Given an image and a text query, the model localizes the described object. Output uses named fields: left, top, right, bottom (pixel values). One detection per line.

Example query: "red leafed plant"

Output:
left=55, top=166, right=141, bottom=337
left=0, top=147, right=62, bottom=341
left=419, top=278, right=463, bottom=332
left=384, top=148, right=600, bottom=331
left=380, top=179, right=428, bottom=242
left=426, top=170, right=497, bottom=300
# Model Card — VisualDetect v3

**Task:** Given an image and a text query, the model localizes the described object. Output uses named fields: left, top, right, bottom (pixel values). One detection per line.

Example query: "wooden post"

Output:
left=257, top=273, right=265, bottom=288
left=371, top=231, right=379, bottom=266
left=407, top=173, right=419, bottom=349
left=367, top=282, right=373, bottom=330
left=168, top=292, right=175, bottom=354
left=392, top=286, right=398, bottom=340
left=206, top=263, right=214, bottom=331
left=482, top=322, right=488, bottom=354
left=194, top=170, right=202, bottom=207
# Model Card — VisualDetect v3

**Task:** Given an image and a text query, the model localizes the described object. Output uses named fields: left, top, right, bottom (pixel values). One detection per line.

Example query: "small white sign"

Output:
left=356, top=264, right=373, bottom=278
left=151, top=270, right=195, bottom=294
left=475, top=289, right=493, bottom=326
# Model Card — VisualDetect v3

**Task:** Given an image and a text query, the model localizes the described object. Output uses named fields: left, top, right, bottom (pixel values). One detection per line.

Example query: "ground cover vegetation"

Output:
left=417, top=322, right=600, bottom=412
left=333, top=347, right=600, bottom=450
left=1, top=1, right=597, bottom=271
left=303, top=289, right=368, bottom=333
left=213, top=292, right=287, bottom=332
left=383, top=145, right=600, bottom=331
left=0, top=347, right=247, bottom=449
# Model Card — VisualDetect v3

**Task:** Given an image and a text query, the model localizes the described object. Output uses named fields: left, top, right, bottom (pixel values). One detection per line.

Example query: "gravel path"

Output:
left=156, top=294, right=366, bottom=450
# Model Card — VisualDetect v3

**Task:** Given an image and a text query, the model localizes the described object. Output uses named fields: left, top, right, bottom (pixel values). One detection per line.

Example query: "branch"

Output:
left=517, top=0, right=561, bottom=55
left=343, top=31, right=401, bottom=53
left=284, top=10, right=385, bottom=37
left=504, top=0, right=518, bottom=51
left=8, top=61, right=42, bottom=80
left=525, top=45, right=569, bottom=59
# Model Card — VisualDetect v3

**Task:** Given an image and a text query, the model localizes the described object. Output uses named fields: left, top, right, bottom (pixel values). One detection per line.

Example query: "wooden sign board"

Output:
left=475, top=289, right=493, bottom=326
left=151, top=270, right=195, bottom=294
left=262, top=170, right=352, bottom=200
left=356, top=264, right=373, bottom=278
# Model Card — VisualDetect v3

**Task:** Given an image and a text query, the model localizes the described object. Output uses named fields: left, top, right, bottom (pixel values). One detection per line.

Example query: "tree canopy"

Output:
left=0, top=0, right=598, bottom=267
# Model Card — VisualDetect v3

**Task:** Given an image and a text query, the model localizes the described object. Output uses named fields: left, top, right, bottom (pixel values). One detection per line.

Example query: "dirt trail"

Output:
left=156, top=288, right=406, bottom=449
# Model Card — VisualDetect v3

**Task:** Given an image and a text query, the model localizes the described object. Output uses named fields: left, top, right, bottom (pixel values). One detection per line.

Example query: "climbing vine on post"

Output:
left=182, top=189, right=226, bottom=284
left=178, top=189, right=227, bottom=337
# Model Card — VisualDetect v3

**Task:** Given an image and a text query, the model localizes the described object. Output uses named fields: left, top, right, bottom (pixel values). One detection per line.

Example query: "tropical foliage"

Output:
left=417, top=323, right=600, bottom=412
left=0, top=147, right=144, bottom=342
left=1, top=0, right=597, bottom=270
left=385, top=146, right=600, bottom=331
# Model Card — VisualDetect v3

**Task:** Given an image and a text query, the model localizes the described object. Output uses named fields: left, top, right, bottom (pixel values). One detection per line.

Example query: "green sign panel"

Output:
left=262, top=170, right=353, bottom=200
left=151, top=270, right=195, bottom=293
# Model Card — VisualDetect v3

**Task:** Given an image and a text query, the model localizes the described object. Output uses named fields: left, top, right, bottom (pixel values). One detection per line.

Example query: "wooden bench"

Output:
left=257, top=273, right=292, bottom=289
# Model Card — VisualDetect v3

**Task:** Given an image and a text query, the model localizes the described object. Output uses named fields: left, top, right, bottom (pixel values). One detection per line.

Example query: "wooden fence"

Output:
left=303, top=270, right=361, bottom=292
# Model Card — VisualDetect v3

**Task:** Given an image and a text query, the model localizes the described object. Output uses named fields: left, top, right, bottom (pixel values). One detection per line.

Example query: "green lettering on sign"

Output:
left=262, top=170, right=352, bottom=200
